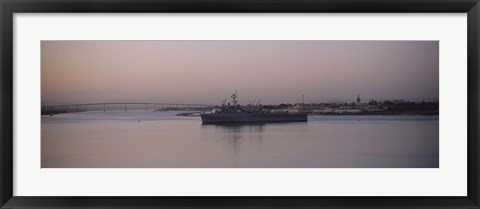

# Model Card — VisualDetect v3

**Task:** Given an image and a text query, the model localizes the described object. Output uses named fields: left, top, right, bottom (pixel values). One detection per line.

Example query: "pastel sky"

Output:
left=41, top=41, right=438, bottom=105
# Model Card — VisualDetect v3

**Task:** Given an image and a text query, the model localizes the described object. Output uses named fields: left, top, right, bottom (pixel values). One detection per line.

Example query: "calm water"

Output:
left=41, top=111, right=439, bottom=168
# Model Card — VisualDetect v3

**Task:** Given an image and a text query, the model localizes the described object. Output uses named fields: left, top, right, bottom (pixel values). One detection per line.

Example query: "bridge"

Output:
left=43, top=102, right=215, bottom=113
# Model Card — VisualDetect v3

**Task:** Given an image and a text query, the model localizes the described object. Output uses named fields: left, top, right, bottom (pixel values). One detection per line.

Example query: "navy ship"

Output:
left=200, top=91, right=307, bottom=124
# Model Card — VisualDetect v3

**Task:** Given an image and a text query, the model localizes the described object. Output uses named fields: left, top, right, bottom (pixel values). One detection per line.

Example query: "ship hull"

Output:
left=200, top=112, right=307, bottom=124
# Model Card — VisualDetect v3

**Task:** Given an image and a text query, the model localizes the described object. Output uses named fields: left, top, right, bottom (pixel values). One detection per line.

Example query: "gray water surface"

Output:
left=41, top=111, right=439, bottom=168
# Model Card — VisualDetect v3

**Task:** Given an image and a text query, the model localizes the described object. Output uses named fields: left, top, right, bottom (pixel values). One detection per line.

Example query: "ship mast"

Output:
left=231, top=90, right=238, bottom=106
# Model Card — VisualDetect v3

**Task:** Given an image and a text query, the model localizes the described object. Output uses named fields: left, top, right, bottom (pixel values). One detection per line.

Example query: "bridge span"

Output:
left=43, top=102, right=215, bottom=113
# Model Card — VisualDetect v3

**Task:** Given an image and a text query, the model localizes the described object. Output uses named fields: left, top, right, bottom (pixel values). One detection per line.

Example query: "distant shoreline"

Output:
left=41, top=109, right=439, bottom=116
left=309, top=111, right=438, bottom=116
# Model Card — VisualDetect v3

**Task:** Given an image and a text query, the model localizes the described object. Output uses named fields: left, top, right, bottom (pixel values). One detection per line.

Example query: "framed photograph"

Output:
left=1, top=0, right=479, bottom=208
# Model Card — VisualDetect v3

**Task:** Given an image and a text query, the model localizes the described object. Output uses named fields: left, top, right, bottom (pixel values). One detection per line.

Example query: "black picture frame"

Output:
left=1, top=0, right=479, bottom=208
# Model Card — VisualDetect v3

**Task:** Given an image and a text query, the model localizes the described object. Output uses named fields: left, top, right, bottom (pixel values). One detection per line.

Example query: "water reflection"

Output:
left=201, top=124, right=265, bottom=164
left=203, top=123, right=265, bottom=131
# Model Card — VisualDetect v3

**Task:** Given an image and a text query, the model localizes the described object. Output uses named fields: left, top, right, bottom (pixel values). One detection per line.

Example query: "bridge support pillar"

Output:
left=125, top=104, right=127, bottom=112
left=103, top=104, right=106, bottom=112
